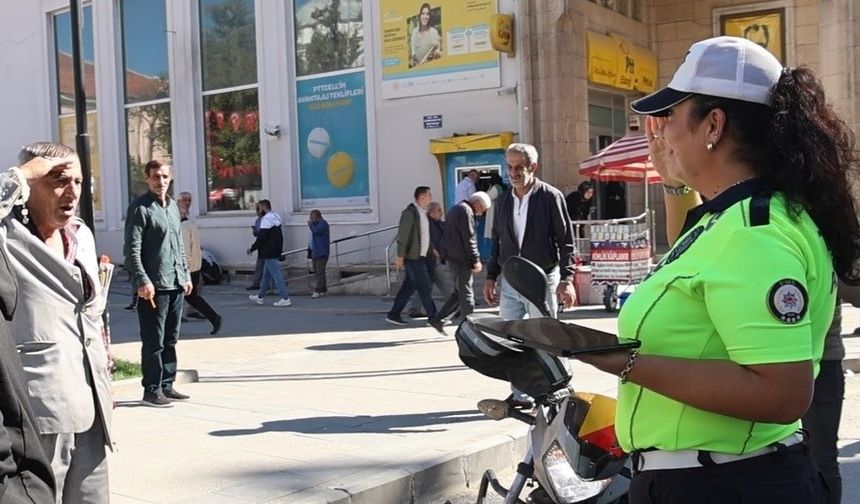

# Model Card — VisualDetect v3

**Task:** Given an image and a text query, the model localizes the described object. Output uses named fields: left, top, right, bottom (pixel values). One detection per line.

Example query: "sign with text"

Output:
left=296, top=71, right=370, bottom=208
left=423, top=114, right=443, bottom=128
left=380, top=0, right=500, bottom=99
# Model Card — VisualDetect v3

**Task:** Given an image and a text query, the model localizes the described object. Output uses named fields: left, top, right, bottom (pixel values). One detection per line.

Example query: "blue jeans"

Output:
left=499, top=266, right=560, bottom=401
left=258, top=258, right=290, bottom=299
left=499, top=266, right=560, bottom=320
left=390, top=257, right=436, bottom=318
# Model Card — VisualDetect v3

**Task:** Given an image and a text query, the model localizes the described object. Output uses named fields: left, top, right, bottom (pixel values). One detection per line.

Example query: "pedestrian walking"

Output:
left=430, top=191, right=491, bottom=326
left=483, top=142, right=576, bottom=408
left=575, top=36, right=860, bottom=503
left=125, top=160, right=194, bottom=408
left=407, top=201, right=451, bottom=317
left=246, top=199, right=291, bottom=307
left=246, top=203, right=265, bottom=291
left=6, top=143, right=113, bottom=502
left=308, top=209, right=330, bottom=298
left=177, top=192, right=222, bottom=335
left=386, top=186, right=444, bottom=333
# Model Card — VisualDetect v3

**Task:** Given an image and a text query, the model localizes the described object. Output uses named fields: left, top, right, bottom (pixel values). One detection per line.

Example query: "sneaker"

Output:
left=428, top=318, right=446, bottom=335
left=273, top=298, right=292, bottom=307
left=248, top=295, right=264, bottom=305
left=407, top=310, right=428, bottom=319
left=385, top=314, right=408, bottom=326
left=311, top=292, right=325, bottom=298
left=123, top=302, right=136, bottom=312
left=245, top=285, right=260, bottom=291
left=141, top=391, right=172, bottom=408
left=210, top=315, right=223, bottom=335
left=162, top=388, right=191, bottom=401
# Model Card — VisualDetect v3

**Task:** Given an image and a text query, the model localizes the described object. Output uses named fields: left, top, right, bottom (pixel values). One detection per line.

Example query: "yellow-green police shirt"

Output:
left=616, top=179, right=835, bottom=455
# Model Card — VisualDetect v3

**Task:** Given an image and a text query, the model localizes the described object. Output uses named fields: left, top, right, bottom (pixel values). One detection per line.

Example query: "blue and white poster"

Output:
left=296, top=70, right=370, bottom=207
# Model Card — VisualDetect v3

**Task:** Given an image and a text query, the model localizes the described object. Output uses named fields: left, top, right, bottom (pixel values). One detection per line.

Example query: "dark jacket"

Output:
left=395, top=203, right=425, bottom=259
left=488, top=178, right=574, bottom=281
left=0, top=246, right=56, bottom=503
left=442, top=201, right=479, bottom=266
left=429, top=217, right=445, bottom=263
left=249, top=211, right=284, bottom=259
left=124, top=192, right=190, bottom=290
left=309, top=218, right=330, bottom=258
left=565, top=191, right=593, bottom=221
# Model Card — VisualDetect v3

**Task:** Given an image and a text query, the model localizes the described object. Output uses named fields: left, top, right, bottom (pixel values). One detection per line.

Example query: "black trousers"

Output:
left=312, top=257, right=328, bottom=293
left=137, top=289, right=184, bottom=393
left=434, top=261, right=474, bottom=322
left=630, top=443, right=826, bottom=503
left=185, top=270, right=219, bottom=323
left=803, top=359, right=845, bottom=504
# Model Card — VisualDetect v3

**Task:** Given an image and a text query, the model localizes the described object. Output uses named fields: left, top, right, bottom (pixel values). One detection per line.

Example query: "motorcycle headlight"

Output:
left=542, top=441, right=610, bottom=503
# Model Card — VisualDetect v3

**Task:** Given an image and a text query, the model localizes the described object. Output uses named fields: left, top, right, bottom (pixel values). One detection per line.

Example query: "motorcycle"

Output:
left=455, top=256, right=637, bottom=503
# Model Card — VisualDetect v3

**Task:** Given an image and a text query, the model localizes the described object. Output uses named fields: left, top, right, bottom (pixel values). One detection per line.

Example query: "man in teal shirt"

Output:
left=124, top=160, right=192, bottom=408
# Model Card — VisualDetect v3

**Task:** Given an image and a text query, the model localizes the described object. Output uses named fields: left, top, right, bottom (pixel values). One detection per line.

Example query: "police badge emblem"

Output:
left=767, top=279, right=808, bottom=324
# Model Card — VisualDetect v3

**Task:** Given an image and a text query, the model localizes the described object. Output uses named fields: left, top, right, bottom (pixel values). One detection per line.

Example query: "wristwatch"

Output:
left=662, top=184, right=691, bottom=196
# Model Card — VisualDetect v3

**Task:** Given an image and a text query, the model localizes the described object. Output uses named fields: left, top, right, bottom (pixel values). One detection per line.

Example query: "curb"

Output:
left=111, top=369, right=199, bottom=394
left=265, top=433, right=527, bottom=504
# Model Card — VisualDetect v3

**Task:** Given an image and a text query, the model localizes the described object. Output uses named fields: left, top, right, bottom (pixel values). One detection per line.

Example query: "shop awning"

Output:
left=429, top=132, right=515, bottom=154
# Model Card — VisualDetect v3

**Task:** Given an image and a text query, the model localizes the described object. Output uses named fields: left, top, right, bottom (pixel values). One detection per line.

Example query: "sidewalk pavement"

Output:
left=105, top=284, right=860, bottom=503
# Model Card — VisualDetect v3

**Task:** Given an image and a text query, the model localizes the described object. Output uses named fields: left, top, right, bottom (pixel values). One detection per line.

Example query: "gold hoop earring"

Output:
left=706, top=142, right=715, bottom=152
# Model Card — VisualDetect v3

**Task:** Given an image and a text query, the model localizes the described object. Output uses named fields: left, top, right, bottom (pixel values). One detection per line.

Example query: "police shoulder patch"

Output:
left=767, top=279, right=808, bottom=324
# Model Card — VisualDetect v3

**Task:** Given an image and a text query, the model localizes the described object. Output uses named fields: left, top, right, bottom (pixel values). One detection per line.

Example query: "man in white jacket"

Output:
left=177, top=192, right=222, bottom=334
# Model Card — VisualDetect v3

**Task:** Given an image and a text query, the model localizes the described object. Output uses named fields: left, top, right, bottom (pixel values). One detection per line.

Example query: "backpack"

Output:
left=200, top=249, right=223, bottom=285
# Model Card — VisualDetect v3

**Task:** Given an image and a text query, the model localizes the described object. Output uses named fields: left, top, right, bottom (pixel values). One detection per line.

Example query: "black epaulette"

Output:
left=749, top=191, right=772, bottom=227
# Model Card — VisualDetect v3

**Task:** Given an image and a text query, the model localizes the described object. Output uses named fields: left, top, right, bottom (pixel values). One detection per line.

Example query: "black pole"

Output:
left=69, top=0, right=95, bottom=231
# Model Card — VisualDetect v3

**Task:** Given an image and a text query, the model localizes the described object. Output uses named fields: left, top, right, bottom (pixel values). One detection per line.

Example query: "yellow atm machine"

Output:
left=430, top=132, right=514, bottom=259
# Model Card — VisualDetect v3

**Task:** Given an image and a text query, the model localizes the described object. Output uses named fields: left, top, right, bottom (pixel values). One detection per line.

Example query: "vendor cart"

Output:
left=572, top=212, right=652, bottom=312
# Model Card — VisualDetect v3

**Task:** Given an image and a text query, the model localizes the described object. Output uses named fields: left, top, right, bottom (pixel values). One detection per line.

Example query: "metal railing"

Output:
left=277, top=225, right=399, bottom=291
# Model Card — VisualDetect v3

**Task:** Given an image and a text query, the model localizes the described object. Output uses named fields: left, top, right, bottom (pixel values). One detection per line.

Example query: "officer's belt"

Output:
left=634, top=432, right=803, bottom=472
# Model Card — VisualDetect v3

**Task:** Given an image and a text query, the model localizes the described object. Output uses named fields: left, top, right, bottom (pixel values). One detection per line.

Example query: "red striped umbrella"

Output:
left=579, top=134, right=662, bottom=184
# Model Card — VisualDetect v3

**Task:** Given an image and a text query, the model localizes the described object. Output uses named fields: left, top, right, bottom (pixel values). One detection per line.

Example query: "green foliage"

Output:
left=201, top=0, right=257, bottom=90
left=112, top=358, right=142, bottom=381
left=297, top=0, right=364, bottom=76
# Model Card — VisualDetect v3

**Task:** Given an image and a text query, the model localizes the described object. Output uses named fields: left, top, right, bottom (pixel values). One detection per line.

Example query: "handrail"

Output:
left=331, top=225, right=398, bottom=244
left=384, top=235, right=399, bottom=296
left=272, top=223, right=399, bottom=293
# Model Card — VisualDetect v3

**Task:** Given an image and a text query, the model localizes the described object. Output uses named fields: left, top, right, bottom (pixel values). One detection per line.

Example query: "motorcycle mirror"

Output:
left=502, top=256, right=552, bottom=317
left=477, top=398, right=510, bottom=421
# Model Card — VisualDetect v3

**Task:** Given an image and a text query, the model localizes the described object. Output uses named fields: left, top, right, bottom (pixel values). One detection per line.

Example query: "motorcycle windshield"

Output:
left=473, top=317, right=639, bottom=357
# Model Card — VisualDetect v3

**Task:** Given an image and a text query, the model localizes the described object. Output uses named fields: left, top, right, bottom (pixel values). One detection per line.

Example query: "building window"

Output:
left=199, top=0, right=261, bottom=212
left=120, top=0, right=172, bottom=201
left=53, top=6, right=102, bottom=211
left=589, top=0, right=640, bottom=21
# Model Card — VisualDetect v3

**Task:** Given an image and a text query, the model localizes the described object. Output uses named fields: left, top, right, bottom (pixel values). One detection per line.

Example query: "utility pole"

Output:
left=69, top=0, right=95, bottom=231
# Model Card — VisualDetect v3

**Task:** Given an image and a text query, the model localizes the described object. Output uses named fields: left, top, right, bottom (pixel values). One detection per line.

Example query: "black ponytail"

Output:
left=768, top=67, right=860, bottom=284
left=689, top=67, right=860, bottom=284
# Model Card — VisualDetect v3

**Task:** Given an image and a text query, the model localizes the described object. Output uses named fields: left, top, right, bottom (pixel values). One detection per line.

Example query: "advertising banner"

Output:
left=380, top=0, right=500, bottom=99
left=296, top=70, right=370, bottom=208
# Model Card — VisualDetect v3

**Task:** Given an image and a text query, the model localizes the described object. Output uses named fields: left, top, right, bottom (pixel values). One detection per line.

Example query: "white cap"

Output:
left=631, top=36, right=783, bottom=116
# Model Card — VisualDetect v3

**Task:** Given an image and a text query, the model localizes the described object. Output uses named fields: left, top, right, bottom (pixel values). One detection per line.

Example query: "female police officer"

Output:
left=576, top=36, right=860, bottom=503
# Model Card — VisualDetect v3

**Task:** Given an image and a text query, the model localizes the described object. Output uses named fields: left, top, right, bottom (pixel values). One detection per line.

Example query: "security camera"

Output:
left=264, top=122, right=281, bottom=138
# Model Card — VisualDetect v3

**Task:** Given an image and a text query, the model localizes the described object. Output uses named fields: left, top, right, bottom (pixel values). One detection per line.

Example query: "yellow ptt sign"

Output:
left=491, top=14, right=514, bottom=55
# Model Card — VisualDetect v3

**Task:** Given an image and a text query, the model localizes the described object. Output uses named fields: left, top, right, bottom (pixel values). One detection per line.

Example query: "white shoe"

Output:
left=248, top=295, right=264, bottom=305
left=311, top=292, right=325, bottom=298
left=273, top=298, right=292, bottom=307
